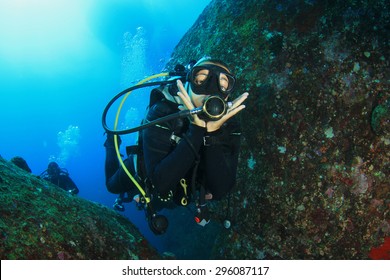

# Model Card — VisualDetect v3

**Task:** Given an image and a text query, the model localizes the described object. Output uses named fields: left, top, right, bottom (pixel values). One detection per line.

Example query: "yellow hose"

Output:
left=113, top=72, right=169, bottom=203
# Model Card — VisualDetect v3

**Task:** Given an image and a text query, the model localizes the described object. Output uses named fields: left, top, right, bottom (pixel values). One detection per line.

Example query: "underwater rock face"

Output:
left=167, top=0, right=389, bottom=259
left=371, top=97, right=390, bottom=136
left=0, top=157, right=160, bottom=259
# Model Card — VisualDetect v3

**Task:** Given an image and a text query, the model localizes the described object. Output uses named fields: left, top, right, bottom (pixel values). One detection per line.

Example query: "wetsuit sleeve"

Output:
left=202, top=123, right=241, bottom=200
left=142, top=102, right=206, bottom=195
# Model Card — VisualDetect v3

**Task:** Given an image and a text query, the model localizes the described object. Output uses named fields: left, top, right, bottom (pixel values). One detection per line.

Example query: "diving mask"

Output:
left=188, top=64, right=236, bottom=98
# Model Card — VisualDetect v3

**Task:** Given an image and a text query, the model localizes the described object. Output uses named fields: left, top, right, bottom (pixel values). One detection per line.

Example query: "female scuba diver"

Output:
left=104, top=57, right=249, bottom=234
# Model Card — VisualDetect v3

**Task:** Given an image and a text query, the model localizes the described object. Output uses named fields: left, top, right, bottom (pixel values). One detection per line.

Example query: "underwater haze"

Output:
left=0, top=0, right=211, bottom=258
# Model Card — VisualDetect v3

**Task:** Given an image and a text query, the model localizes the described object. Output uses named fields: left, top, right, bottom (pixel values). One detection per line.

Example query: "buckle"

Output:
left=170, top=133, right=181, bottom=145
left=203, top=136, right=211, bottom=146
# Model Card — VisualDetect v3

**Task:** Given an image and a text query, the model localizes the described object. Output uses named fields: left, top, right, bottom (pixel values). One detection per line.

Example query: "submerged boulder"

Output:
left=167, top=0, right=389, bottom=259
left=0, top=157, right=160, bottom=259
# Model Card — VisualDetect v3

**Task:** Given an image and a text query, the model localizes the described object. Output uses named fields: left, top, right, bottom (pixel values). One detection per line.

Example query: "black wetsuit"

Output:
left=105, top=88, right=241, bottom=202
left=44, top=173, right=79, bottom=194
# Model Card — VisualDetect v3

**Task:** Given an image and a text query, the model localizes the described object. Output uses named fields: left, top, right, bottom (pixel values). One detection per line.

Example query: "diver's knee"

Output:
left=106, top=179, right=122, bottom=194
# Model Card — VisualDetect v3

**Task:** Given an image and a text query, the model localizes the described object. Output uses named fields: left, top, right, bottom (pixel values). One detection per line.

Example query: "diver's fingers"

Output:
left=177, top=80, right=195, bottom=110
left=226, top=104, right=246, bottom=118
left=177, top=92, right=195, bottom=110
left=229, top=92, right=249, bottom=110
left=177, top=81, right=205, bottom=127
left=177, top=80, right=191, bottom=101
left=176, top=80, right=186, bottom=93
left=223, top=94, right=248, bottom=121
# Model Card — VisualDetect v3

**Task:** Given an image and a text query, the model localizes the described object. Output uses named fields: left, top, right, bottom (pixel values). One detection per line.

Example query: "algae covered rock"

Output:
left=371, top=96, right=390, bottom=136
left=0, top=157, right=160, bottom=259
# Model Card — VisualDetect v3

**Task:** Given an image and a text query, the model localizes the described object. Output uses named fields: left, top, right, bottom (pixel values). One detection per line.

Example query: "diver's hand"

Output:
left=176, top=80, right=206, bottom=128
left=206, top=92, right=248, bottom=132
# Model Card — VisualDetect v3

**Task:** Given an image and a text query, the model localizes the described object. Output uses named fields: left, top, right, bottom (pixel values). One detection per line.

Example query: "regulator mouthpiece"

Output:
left=191, top=95, right=229, bottom=121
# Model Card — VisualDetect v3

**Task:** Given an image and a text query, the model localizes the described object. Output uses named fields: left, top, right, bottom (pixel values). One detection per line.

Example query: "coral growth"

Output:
left=0, top=157, right=160, bottom=259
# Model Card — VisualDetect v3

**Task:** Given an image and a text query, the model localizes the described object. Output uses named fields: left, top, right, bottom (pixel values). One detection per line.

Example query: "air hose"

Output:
left=105, top=72, right=171, bottom=202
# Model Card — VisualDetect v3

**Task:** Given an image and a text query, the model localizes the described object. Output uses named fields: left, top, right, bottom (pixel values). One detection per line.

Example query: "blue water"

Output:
left=0, top=0, right=211, bottom=258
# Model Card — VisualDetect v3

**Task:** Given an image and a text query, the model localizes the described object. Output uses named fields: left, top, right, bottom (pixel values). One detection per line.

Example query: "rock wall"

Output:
left=166, top=0, right=389, bottom=259
left=0, top=157, right=160, bottom=259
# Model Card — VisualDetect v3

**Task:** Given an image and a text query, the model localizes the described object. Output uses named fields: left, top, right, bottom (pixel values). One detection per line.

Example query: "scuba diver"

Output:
left=40, top=162, right=79, bottom=195
left=103, top=57, right=249, bottom=234
left=10, top=156, right=32, bottom=173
